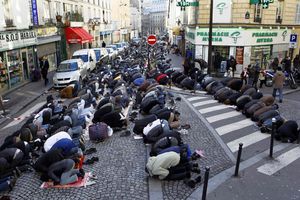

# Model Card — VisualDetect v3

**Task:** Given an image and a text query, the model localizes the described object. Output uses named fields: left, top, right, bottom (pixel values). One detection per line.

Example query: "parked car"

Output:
left=121, top=42, right=129, bottom=50
left=114, top=43, right=125, bottom=52
left=72, top=49, right=96, bottom=71
left=107, top=45, right=119, bottom=55
left=132, top=38, right=141, bottom=45
left=53, top=59, right=87, bottom=88
left=93, top=48, right=109, bottom=66
left=106, top=47, right=117, bottom=61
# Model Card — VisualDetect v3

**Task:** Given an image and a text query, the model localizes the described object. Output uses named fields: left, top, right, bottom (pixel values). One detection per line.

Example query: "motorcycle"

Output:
left=265, top=70, right=298, bottom=89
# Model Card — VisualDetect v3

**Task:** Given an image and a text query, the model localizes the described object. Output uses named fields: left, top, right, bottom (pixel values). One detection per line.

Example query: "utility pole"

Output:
left=207, top=0, right=213, bottom=74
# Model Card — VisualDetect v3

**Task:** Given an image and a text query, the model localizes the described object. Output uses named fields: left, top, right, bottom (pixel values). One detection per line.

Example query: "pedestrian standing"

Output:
left=293, top=55, right=300, bottom=70
left=271, top=57, right=279, bottom=72
left=102, top=41, right=106, bottom=48
left=229, top=56, right=237, bottom=77
left=283, top=56, right=291, bottom=73
left=252, top=61, right=260, bottom=90
left=258, top=69, right=266, bottom=88
left=240, top=67, right=248, bottom=85
left=272, top=66, right=285, bottom=103
left=41, top=57, right=49, bottom=86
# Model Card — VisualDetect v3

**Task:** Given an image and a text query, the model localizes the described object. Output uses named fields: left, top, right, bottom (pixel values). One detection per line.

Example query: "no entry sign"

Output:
left=147, top=35, right=157, bottom=46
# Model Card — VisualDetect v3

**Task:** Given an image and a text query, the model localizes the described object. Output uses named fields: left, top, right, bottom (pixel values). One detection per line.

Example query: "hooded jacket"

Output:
left=146, top=152, right=180, bottom=180
left=273, top=71, right=285, bottom=89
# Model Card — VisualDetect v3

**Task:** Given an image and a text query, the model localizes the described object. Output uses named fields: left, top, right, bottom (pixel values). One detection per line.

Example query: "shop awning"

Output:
left=65, top=27, right=93, bottom=44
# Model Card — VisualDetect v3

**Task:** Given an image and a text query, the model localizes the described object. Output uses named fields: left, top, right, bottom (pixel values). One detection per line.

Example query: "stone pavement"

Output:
left=160, top=93, right=233, bottom=200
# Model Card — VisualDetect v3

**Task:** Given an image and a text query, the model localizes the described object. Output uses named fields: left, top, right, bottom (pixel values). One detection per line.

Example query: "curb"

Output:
left=283, top=87, right=300, bottom=95
left=146, top=145, right=163, bottom=200
left=0, top=86, right=53, bottom=126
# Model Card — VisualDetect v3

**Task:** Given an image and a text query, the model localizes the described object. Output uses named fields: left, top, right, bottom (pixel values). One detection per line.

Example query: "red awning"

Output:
left=65, top=27, right=93, bottom=44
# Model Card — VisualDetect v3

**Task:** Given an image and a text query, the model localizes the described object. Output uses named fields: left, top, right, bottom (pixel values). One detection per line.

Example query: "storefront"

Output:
left=120, top=29, right=129, bottom=42
left=185, top=27, right=292, bottom=73
left=36, top=27, right=61, bottom=72
left=65, top=27, right=93, bottom=58
left=0, top=30, right=37, bottom=93
left=100, top=31, right=112, bottom=45
left=112, top=31, right=120, bottom=43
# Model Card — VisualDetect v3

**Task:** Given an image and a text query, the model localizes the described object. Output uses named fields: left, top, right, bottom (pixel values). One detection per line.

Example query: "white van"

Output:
left=72, top=49, right=96, bottom=71
left=53, top=59, right=88, bottom=88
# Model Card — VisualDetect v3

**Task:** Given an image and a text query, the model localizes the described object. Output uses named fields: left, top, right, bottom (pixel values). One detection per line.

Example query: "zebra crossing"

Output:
left=186, top=94, right=300, bottom=176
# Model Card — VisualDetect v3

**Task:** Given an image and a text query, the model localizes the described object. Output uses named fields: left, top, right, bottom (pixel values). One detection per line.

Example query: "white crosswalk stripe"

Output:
left=199, top=105, right=229, bottom=114
left=215, top=118, right=254, bottom=136
left=227, top=131, right=270, bottom=152
left=193, top=100, right=217, bottom=107
left=206, top=111, right=242, bottom=123
left=257, top=147, right=300, bottom=176
left=187, top=96, right=208, bottom=102
left=186, top=94, right=297, bottom=174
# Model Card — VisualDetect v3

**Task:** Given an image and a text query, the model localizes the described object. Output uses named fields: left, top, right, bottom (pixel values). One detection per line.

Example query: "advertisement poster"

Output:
left=236, top=47, right=244, bottom=64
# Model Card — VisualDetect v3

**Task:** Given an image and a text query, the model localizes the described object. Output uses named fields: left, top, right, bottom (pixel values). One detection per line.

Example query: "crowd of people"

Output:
left=1, top=40, right=299, bottom=198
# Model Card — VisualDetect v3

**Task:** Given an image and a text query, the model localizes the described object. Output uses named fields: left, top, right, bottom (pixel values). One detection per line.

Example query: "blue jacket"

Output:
left=51, top=138, right=77, bottom=156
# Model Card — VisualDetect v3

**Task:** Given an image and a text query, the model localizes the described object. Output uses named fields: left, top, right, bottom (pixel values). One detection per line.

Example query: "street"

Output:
left=0, top=53, right=299, bottom=200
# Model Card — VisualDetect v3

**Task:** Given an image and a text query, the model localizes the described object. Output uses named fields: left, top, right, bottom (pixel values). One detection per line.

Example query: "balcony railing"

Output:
left=276, top=17, right=282, bottom=24
left=5, top=19, right=15, bottom=27
left=66, top=12, right=84, bottom=22
left=254, top=17, right=262, bottom=23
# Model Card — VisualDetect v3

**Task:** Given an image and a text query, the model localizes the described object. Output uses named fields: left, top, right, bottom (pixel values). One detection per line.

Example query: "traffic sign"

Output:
left=290, top=34, right=298, bottom=43
left=147, top=35, right=157, bottom=46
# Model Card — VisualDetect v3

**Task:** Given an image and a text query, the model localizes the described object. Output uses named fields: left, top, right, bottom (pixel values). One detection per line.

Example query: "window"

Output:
left=56, top=2, right=62, bottom=15
left=276, top=1, right=284, bottom=23
left=296, top=3, right=300, bottom=24
left=254, top=3, right=262, bottom=23
left=3, top=0, right=13, bottom=27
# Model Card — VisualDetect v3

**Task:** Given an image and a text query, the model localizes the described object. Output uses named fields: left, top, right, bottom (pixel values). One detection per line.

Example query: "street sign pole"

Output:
left=148, top=43, right=150, bottom=70
left=147, top=35, right=157, bottom=70
left=207, top=0, right=213, bottom=75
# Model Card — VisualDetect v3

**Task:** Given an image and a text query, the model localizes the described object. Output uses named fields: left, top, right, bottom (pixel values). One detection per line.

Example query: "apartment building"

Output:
left=130, top=0, right=142, bottom=38
left=0, top=0, right=39, bottom=93
left=111, top=0, right=131, bottom=42
left=182, top=0, right=300, bottom=73
left=46, top=0, right=112, bottom=56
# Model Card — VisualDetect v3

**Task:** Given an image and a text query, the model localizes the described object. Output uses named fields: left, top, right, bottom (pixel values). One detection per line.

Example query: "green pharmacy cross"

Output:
left=177, top=0, right=199, bottom=11
left=250, top=0, right=274, bottom=9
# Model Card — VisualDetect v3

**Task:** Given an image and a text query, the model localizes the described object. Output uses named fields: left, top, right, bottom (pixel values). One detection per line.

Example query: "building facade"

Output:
left=46, top=0, right=113, bottom=57
left=181, top=0, right=300, bottom=74
left=0, top=0, right=40, bottom=93
left=111, top=0, right=131, bottom=42
left=141, top=0, right=168, bottom=36
left=130, top=0, right=142, bottom=38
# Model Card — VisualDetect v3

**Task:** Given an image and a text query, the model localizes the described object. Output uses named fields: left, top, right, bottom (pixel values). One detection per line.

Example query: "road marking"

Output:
left=193, top=100, right=217, bottom=107
left=206, top=111, right=242, bottom=123
left=2, top=101, right=45, bottom=130
left=198, top=105, right=229, bottom=114
left=187, top=143, right=291, bottom=200
left=257, top=147, right=300, bottom=176
left=187, top=96, right=207, bottom=102
left=215, top=118, right=254, bottom=136
left=227, top=131, right=270, bottom=152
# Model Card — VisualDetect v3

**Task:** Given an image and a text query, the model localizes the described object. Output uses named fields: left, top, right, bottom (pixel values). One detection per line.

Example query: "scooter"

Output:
left=265, top=70, right=298, bottom=89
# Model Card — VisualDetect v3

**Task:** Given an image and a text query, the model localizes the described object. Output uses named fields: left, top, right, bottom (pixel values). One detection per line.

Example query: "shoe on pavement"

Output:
left=85, top=180, right=97, bottom=186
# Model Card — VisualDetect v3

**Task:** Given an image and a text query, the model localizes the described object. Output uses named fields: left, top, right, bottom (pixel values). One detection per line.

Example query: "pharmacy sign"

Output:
left=177, top=0, right=199, bottom=11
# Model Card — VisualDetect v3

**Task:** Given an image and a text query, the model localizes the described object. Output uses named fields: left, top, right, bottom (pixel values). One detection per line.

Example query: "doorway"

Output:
left=20, top=49, right=29, bottom=80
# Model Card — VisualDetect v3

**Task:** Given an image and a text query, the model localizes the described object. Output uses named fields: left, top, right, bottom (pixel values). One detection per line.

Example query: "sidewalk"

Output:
left=0, top=71, right=54, bottom=125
